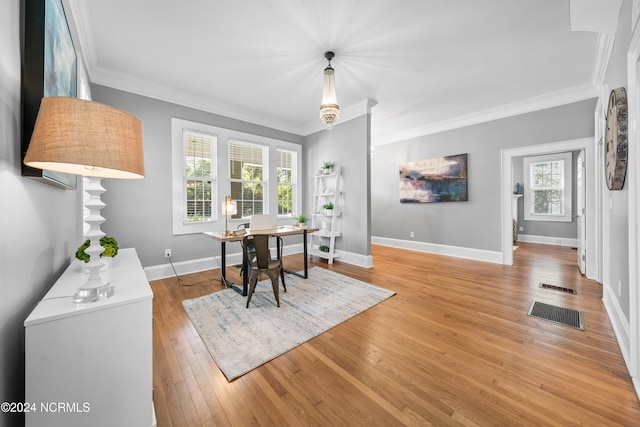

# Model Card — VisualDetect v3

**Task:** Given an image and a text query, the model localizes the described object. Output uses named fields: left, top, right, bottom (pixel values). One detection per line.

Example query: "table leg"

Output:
left=221, top=241, right=227, bottom=283
left=242, top=242, right=248, bottom=296
left=220, top=240, right=244, bottom=295
left=284, top=229, right=310, bottom=279
left=303, top=229, right=309, bottom=278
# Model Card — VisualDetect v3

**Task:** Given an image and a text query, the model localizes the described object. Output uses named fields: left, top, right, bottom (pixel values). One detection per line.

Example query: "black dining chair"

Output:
left=243, top=234, right=286, bottom=308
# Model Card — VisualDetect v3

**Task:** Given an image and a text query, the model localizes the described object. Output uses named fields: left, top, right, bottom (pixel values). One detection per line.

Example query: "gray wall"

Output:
left=371, top=99, right=596, bottom=252
left=602, top=0, right=631, bottom=321
left=512, top=151, right=579, bottom=239
left=91, top=84, right=304, bottom=267
left=304, top=114, right=371, bottom=257
left=0, top=1, right=82, bottom=425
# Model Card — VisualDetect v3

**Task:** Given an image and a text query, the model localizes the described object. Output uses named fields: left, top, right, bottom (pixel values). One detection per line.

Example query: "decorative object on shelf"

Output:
left=296, top=214, right=307, bottom=227
left=322, top=161, right=334, bottom=175
left=24, top=96, right=144, bottom=303
left=319, top=245, right=330, bottom=253
left=399, top=153, right=468, bottom=203
left=75, top=236, right=119, bottom=262
left=322, top=187, right=330, bottom=194
left=513, top=182, right=522, bottom=194
left=221, top=195, right=237, bottom=236
left=605, top=87, right=628, bottom=191
left=319, top=52, right=339, bottom=130
left=323, top=201, right=334, bottom=215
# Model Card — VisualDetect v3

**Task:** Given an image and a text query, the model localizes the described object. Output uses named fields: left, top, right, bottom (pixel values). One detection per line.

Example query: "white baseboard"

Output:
left=332, top=250, right=374, bottom=268
left=144, top=243, right=373, bottom=280
left=371, top=236, right=503, bottom=264
left=517, top=234, right=578, bottom=247
left=602, top=282, right=632, bottom=372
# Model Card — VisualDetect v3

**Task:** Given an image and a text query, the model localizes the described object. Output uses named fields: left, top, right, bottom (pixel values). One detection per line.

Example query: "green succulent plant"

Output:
left=296, top=214, right=307, bottom=223
left=75, top=237, right=119, bottom=263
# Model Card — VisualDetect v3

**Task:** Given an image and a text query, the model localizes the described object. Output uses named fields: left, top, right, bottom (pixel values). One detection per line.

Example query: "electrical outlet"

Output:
left=165, top=249, right=172, bottom=258
left=410, top=231, right=414, bottom=238
left=519, top=226, right=523, bottom=232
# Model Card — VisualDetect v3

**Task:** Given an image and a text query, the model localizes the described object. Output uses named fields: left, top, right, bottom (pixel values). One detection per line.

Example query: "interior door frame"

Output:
left=501, top=137, right=597, bottom=280
left=577, top=149, right=586, bottom=275
left=626, top=19, right=640, bottom=397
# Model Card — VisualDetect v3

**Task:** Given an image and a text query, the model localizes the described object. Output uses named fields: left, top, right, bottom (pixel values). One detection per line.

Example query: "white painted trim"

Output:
left=501, top=138, right=596, bottom=279
left=627, top=21, right=640, bottom=390
left=375, top=84, right=598, bottom=146
left=143, top=243, right=374, bottom=280
left=603, top=283, right=632, bottom=371
left=372, top=237, right=503, bottom=264
left=594, top=92, right=606, bottom=285
left=592, top=33, right=616, bottom=86
left=331, top=250, right=374, bottom=269
left=516, top=234, right=578, bottom=247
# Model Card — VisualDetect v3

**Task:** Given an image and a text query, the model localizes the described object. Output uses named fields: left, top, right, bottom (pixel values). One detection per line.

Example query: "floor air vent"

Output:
left=528, top=301, right=584, bottom=330
left=539, top=283, right=576, bottom=295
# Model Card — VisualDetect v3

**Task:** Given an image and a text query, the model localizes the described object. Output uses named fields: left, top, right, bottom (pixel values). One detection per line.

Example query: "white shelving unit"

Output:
left=309, top=165, right=341, bottom=264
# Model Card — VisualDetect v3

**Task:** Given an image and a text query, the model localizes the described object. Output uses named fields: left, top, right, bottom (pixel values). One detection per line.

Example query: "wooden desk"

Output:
left=203, top=226, right=318, bottom=295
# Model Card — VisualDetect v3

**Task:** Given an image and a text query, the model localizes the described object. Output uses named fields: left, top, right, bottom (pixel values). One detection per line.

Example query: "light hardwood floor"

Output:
left=151, top=243, right=640, bottom=426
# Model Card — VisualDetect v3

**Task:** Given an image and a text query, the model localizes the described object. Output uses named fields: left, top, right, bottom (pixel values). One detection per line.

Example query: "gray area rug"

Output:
left=182, top=267, right=395, bottom=381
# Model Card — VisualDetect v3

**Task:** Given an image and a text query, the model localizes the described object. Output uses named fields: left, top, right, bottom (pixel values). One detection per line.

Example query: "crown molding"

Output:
left=90, top=66, right=308, bottom=135
left=592, top=32, right=616, bottom=86
left=373, top=83, right=598, bottom=146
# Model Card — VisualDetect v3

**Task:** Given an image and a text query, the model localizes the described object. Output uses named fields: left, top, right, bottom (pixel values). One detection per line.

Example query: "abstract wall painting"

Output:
left=22, top=0, right=78, bottom=188
left=399, top=153, right=468, bottom=203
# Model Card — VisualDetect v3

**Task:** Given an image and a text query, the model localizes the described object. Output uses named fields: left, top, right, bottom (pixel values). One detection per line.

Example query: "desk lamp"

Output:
left=24, top=96, right=144, bottom=303
left=221, top=195, right=237, bottom=236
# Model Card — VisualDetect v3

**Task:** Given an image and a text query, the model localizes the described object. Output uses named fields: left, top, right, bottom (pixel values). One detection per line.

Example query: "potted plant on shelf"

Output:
left=296, top=214, right=307, bottom=228
left=322, top=161, right=334, bottom=175
left=319, top=245, right=330, bottom=253
left=323, top=201, right=334, bottom=216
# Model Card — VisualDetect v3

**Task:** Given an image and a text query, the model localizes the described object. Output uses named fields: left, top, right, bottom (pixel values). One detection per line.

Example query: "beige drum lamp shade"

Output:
left=24, top=96, right=145, bottom=179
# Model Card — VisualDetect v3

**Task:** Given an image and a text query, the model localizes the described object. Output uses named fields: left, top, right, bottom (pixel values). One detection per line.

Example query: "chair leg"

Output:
left=280, top=268, right=286, bottom=293
left=270, top=277, right=280, bottom=307
left=246, top=273, right=258, bottom=308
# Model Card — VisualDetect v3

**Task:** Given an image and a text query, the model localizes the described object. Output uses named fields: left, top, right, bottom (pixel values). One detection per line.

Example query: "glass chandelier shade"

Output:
left=320, top=51, right=339, bottom=130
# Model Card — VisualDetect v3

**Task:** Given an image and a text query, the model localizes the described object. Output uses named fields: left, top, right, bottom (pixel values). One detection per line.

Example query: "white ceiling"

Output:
left=66, top=0, right=619, bottom=146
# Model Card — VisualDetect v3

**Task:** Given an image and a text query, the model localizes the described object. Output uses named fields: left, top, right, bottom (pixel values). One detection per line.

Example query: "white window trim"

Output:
left=171, top=118, right=302, bottom=235
left=523, top=152, right=573, bottom=223
left=171, top=118, right=219, bottom=235
left=276, top=148, right=298, bottom=219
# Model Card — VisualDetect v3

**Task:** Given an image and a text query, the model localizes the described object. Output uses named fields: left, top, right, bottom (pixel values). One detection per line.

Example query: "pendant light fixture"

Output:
left=320, top=51, right=339, bottom=130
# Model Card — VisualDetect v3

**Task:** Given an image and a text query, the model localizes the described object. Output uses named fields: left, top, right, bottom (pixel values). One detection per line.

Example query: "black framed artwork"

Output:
left=22, top=0, right=78, bottom=189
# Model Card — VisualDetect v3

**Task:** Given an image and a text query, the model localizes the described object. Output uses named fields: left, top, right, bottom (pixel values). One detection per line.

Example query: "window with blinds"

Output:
left=277, top=149, right=296, bottom=217
left=184, top=130, right=216, bottom=223
left=228, top=140, right=267, bottom=219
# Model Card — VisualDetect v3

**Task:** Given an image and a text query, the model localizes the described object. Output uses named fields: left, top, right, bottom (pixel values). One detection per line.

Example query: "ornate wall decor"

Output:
left=605, top=87, right=628, bottom=191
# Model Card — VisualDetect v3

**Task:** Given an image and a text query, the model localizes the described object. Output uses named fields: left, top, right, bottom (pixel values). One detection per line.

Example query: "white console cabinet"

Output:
left=24, top=248, right=155, bottom=427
